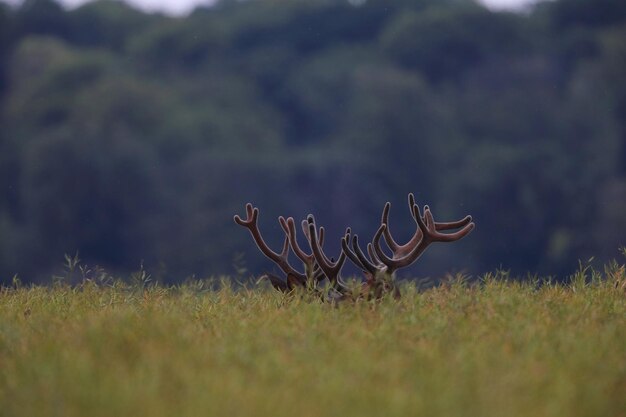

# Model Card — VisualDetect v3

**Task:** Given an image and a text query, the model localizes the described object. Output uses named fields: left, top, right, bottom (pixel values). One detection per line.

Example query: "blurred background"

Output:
left=0, top=0, right=624, bottom=283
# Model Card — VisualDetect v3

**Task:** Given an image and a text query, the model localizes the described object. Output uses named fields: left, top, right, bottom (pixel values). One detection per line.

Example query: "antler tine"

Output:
left=280, top=216, right=327, bottom=264
left=341, top=234, right=361, bottom=269
left=381, top=202, right=400, bottom=251
left=233, top=203, right=257, bottom=226
left=279, top=217, right=307, bottom=263
left=415, top=204, right=476, bottom=243
left=342, top=234, right=385, bottom=275
left=307, top=214, right=348, bottom=287
left=412, top=203, right=473, bottom=231
left=279, top=232, right=290, bottom=258
left=280, top=216, right=329, bottom=283
left=301, top=219, right=324, bottom=247
left=433, top=215, right=473, bottom=231
left=234, top=203, right=306, bottom=281
left=381, top=194, right=425, bottom=258
left=366, top=242, right=385, bottom=267
left=342, top=234, right=371, bottom=274
left=372, top=223, right=401, bottom=270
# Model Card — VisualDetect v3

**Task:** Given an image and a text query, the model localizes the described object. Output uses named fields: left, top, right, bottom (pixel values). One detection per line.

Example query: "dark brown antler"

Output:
left=380, top=193, right=473, bottom=258
left=234, top=203, right=306, bottom=290
left=279, top=216, right=325, bottom=282
left=341, top=233, right=400, bottom=300
left=307, top=214, right=350, bottom=291
left=338, top=194, right=474, bottom=300
left=235, top=195, right=475, bottom=301
left=372, top=198, right=475, bottom=273
left=341, top=234, right=386, bottom=277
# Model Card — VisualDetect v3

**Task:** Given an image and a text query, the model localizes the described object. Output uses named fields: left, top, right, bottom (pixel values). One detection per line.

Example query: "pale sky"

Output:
left=3, top=0, right=540, bottom=16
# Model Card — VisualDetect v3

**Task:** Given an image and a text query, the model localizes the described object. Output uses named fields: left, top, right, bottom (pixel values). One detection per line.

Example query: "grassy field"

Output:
left=1, top=262, right=625, bottom=417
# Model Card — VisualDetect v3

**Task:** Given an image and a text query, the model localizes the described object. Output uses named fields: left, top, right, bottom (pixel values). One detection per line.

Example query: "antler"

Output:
left=341, top=234, right=386, bottom=277
left=380, top=193, right=473, bottom=257
left=307, top=214, right=350, bottom=291
left=341, top=233, right=401, bottom=300
left=279, top=216, right=326, bottom=282
left=372, top=199, right=475, bottom=273
left=235, top=195, right=475, bottom=301
left=234, top=203, right=306, bottom=290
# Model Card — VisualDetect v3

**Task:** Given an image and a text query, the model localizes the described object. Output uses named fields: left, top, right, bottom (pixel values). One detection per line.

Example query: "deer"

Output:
left=234, top=193, right=475, bottom=300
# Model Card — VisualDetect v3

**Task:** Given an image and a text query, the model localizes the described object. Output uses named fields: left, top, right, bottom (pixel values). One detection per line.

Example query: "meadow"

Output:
left=1, top=261, right=625, bottom=417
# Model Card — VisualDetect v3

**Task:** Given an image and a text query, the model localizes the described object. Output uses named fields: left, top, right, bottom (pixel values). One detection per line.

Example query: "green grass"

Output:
left=1, top=262, right=625, bottom=417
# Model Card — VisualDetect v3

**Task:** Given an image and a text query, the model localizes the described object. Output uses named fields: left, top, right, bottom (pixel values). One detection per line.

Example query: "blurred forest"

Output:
left=0, top=0, right=625, bottom=283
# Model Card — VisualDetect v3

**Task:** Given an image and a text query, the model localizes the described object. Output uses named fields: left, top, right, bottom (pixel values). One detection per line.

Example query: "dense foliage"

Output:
left=0, top=0, right=625, bottom=282
left=1, top=261, right=625, bottom=416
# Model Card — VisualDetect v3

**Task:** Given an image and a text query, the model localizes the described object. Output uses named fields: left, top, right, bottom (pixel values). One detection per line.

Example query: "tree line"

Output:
left=0, top=0, right=625, bottom=283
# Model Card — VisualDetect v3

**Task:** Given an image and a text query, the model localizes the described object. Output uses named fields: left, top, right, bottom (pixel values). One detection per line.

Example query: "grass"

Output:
left=0, top=261, right=625, bottom=417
